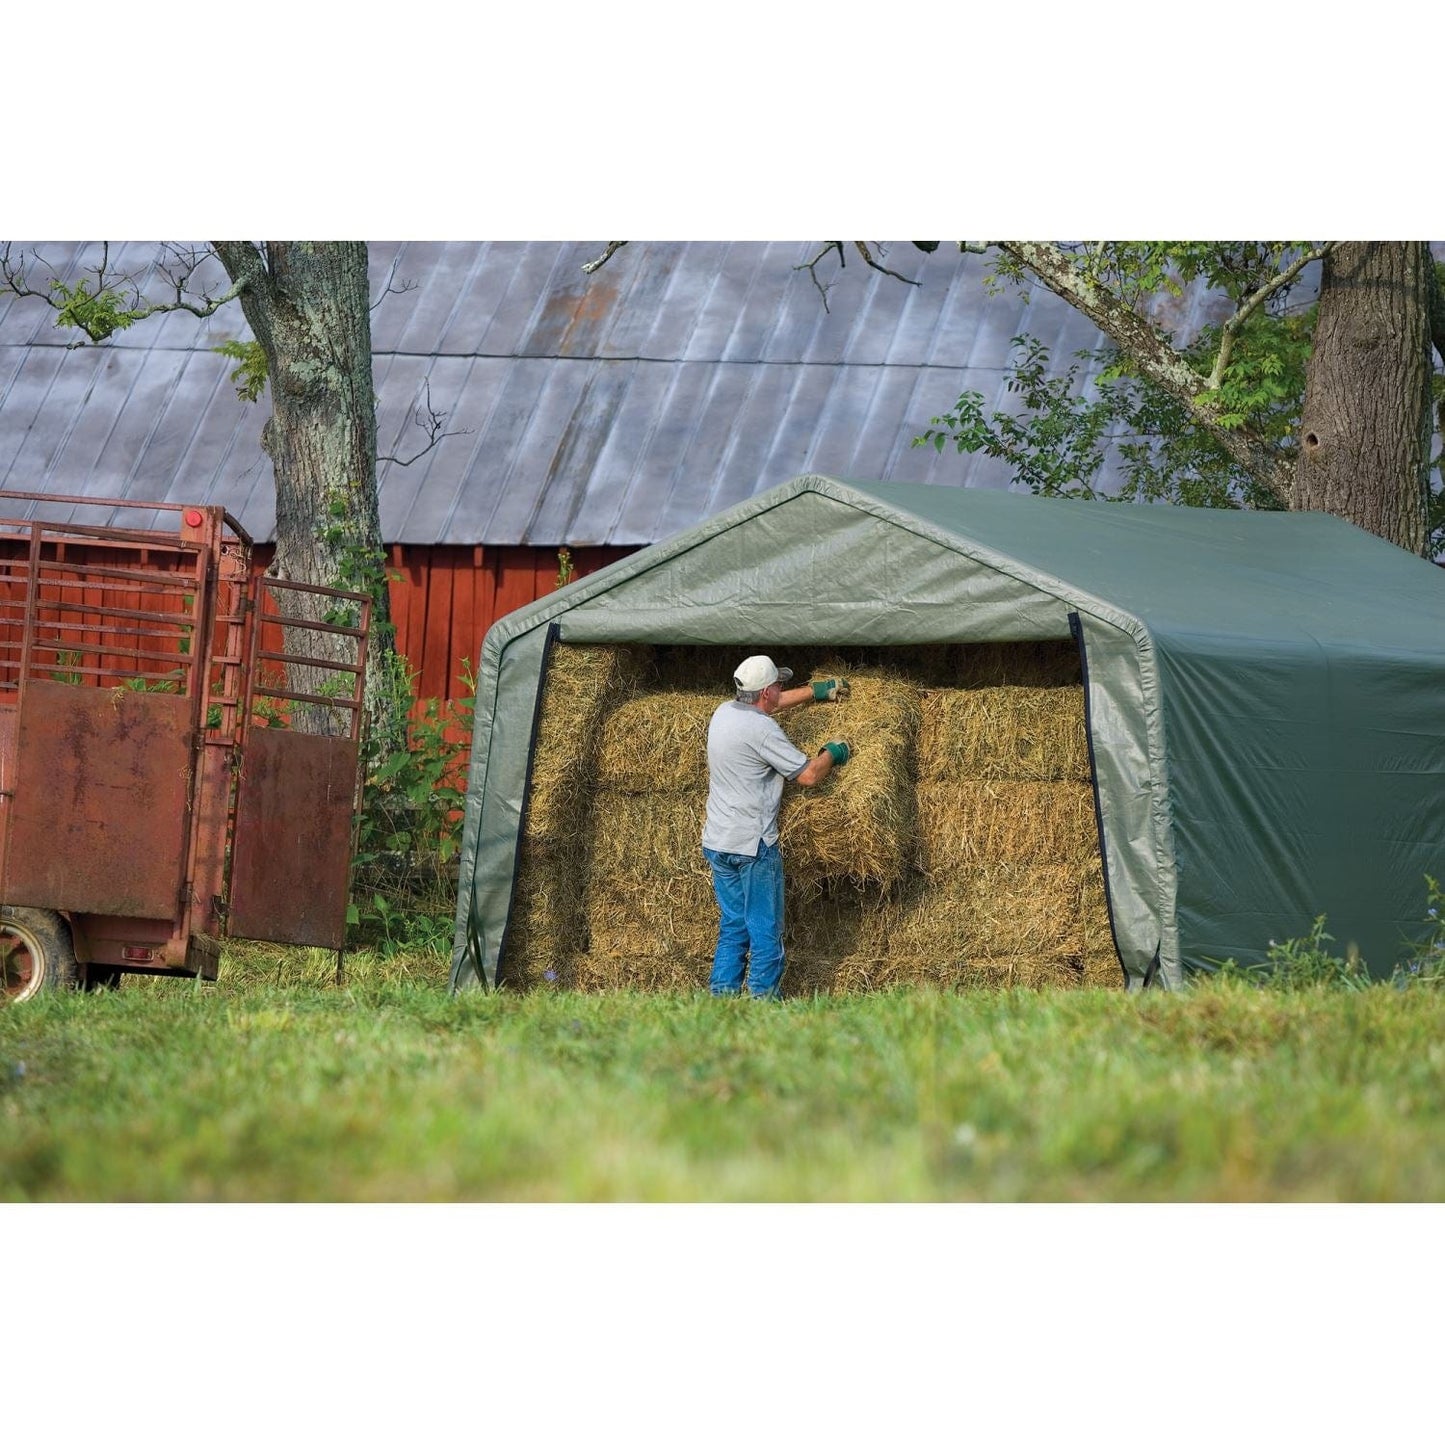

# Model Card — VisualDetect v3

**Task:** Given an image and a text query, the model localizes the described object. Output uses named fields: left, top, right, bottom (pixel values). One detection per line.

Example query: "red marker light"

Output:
left=183, top=509, right=204, bottom=527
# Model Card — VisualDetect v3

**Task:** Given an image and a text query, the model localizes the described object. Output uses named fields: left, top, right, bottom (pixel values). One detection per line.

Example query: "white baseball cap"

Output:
left=734, top=655, right=793, bottom=692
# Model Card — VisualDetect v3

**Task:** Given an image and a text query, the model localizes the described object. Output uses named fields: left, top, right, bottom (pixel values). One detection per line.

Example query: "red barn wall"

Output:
left=252, top=543, right=638, bottom=702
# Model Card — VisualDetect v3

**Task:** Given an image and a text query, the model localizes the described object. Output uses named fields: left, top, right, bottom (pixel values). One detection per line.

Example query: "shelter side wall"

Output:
left=1076, top=618, right=1177, bottom=988
left=1157, top=636, right=1445, bottom=976
left=450, top=624, right=552, bottom=988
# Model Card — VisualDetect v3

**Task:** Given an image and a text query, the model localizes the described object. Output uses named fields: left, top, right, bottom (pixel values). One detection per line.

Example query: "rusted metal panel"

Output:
left=2, top=679, right=192, bottom=916
left=187, top=742, right=236, bottom=936
left=227, top=728, right=359, bottom=948
left=0, top=703, right=16, bottom=866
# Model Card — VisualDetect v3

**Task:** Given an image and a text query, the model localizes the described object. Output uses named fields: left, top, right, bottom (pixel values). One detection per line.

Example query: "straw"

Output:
left=505, top=640, right=1122, bottom=993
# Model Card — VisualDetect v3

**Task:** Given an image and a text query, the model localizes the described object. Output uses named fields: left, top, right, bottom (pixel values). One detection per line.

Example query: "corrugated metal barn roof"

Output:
left=0, top=241, right=1234, bottom=544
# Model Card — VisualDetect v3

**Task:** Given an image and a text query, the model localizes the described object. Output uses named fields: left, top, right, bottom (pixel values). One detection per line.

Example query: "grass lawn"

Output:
left=5, top=943, right=1445, bottom=1202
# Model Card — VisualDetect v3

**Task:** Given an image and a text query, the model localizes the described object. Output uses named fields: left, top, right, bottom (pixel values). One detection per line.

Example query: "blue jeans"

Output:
left=703, top=839, right=785, bottom=997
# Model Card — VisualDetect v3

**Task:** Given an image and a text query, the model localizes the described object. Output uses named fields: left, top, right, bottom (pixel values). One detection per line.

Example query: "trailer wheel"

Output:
left=0, top=907, right=79, bottom=1004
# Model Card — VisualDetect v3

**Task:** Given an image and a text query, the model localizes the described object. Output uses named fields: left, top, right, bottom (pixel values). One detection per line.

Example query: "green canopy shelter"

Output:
left=451, top=475, right=1445, bottom=992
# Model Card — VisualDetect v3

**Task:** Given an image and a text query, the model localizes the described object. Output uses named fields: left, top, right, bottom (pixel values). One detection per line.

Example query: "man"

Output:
left=701, top=655, right=851, bottom=998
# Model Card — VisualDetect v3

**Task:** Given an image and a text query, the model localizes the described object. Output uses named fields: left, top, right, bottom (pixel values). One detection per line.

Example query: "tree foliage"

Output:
left=213, top=337, right=269, bottom=403
left=917, top=298, right=1315, bottom=516
left=904, top=241, right=1443, bottom=554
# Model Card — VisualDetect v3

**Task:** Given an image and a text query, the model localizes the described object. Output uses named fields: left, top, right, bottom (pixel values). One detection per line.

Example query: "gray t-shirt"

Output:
left=702, top=700, right=810, bottom=855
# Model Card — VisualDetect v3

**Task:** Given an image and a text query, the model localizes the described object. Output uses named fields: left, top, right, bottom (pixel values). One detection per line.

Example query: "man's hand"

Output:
left=812, top=678, right=850, bottom=703
left=796, top=738, right=851, bottom=785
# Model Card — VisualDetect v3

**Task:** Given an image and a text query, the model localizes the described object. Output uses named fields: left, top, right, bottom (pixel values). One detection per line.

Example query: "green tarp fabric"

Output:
left=451, top=475, right=1445, bottom=993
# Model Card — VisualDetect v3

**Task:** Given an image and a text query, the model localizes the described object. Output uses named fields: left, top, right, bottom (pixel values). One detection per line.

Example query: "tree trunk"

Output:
left=1294, top=241, right=1434, bottom=554
left=211, top=241, right=405, bottom=757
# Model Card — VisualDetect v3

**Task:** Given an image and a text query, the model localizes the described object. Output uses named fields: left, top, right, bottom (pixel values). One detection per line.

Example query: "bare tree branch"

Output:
left=792, top=242, right=927, bottom=312
left=582, top=241, right=628, bottom=274
left=851, top=242, right=920, bottom=287
left=794, top=242, right=847, bottom=311
left=370, top=253, right=417, bottom=311
left=379, top=378, right=470, bottom=466
left=140, top=242, right=249, bottom=318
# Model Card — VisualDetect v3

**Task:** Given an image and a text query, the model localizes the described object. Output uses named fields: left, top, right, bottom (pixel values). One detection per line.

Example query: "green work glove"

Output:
left=812, top=678, right=850, bottom=702
left=820, top=740, right=851, bottom=766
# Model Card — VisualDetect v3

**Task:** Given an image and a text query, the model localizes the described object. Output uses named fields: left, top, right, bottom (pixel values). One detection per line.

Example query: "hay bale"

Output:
left=784, top=877, right=877, bottom=953
left=509, top=640, right=1114, bottom=995
left=502, top=838, right=588, bottom=989
left=587, top=790, right=708, bottom=876
left=877, top=863, right=1087, bottom=962
left=777, top=670, right=921, bottom=887
left=584, top=876, right=717, bottom=961
left=863, top=950, right=1085, bottom=992
left=1082, top=950, right=1125, bottom=988
left=1077, top=858, right=1114, bottom=954
left=583, top=792, right=716, bottom=959
left=525, top=644, right=649, bottom=841
left=964, top=954, right=1085, bottom=989
left=916, top=780, right=1098, bottom=870
left=595, top=691, right=719, bottom=793
left=570, top=950, right=711, bottom=993
left=917, top=685, right=1091, bottom=783
left=507, top=644, right=650, bottom=988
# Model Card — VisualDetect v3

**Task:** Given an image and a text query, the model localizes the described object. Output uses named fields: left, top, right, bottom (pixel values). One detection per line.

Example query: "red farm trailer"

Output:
left=0, top=491, right=372, bottom=1003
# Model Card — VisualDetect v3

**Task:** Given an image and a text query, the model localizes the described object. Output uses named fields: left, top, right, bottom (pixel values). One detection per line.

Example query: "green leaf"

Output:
left=212, top=339, right=268, bottom=403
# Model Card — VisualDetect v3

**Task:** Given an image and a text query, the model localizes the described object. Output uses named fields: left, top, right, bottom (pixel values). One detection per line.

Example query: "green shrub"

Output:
left=1204, top=879, right=1445, bottom=993
left=348, top=659, right=475, bottom=956
left=1208, top=915, right=1372, bottom=992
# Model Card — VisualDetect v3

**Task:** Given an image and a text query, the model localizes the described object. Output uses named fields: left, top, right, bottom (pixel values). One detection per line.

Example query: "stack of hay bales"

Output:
left=576, top=683, right=721, bottom=989
left=875, top=678, right=1105, bottom=987
left=503, top=644, right=648, bottom=989
left=775, top=665, right=920, bottom=889
left=503, top=641, right=1122, bottom=992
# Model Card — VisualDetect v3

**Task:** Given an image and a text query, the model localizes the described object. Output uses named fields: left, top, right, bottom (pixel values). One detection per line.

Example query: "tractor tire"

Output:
left=1, top=907, right=79, bottom=1004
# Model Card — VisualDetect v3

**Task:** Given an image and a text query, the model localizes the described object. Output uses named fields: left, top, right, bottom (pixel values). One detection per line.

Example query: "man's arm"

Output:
left=793, top=749, right=834, bottom=786
left=776, top=677, right=850, bottom=712
left=794, top=740, right=850, bottom=787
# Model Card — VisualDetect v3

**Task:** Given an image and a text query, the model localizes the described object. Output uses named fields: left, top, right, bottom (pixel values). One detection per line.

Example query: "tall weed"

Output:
left=1391, top=874, right=1445, bottom=990
left=349, top=659, right=474, bottom=956
left=1204, top=879, right=1445, bottom=993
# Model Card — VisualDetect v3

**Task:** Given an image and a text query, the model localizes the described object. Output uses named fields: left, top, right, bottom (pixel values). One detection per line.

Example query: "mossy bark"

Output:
left=211, top=241, right=404, bottom=754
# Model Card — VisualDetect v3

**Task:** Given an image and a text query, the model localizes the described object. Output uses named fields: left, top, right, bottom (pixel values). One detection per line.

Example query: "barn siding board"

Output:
left=453, top=552, right=478, bottom=689
left=401, top=548, right=429, bottom=682
left=491, top=546, right=542, bottom=623
left=420, top=549, right=457, bottom=701
left=245, top=542, right=632, bottom=703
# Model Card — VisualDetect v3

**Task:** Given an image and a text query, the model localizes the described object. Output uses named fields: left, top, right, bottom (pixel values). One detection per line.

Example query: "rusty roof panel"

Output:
left=0, top=239, right=1325, bottom=547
